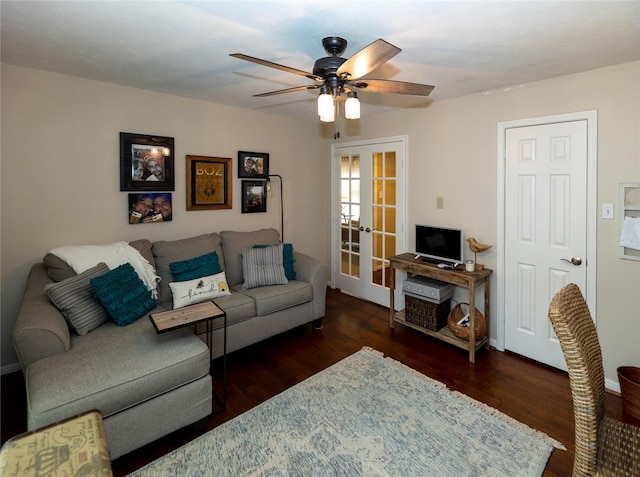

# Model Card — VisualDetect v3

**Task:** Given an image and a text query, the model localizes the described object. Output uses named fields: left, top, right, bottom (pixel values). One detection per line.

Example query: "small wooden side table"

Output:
left=150, top=300, right=227, bottom=413
left=0, top=410, right=112, bottom=476
left=389, top=253, right=492, bottom=363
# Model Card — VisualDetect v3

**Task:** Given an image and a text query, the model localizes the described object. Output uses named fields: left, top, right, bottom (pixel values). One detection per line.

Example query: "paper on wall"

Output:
left=620, top=216, right=640, bottom=251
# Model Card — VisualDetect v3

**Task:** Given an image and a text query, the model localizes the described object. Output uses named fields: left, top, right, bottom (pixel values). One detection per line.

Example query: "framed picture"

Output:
left=186, top=155, right=232, bottom=210
left=241, top=181, right=267, bottom=213
left=120, top=132, right=175, bottom=191
left=128, top=193, right=172, bottom=224
left=238, top=151, right=269, bottom=179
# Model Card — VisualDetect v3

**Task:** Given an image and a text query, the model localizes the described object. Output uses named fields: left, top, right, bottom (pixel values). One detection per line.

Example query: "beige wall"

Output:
left=338, top=61, right=640, bottom=386
left=2, top=62, right=638, bottom=388
left=0, top=65, right=330, bottom=368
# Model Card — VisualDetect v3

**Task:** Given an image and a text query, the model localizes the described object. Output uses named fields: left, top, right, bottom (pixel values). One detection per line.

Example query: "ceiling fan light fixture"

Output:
left=318, top=87, right=335, bottom=122
left=231, top=37, right=434, bottom=124
left=345, top=92, right=360, bottom=119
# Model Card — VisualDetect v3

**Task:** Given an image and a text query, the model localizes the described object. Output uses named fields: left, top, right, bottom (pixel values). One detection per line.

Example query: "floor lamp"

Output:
left=267, top=174, right=283, bottom=241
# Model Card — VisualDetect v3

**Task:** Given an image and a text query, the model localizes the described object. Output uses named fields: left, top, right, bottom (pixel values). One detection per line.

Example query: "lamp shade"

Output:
left=318, top=92, right=334, bottom=122
left=345, top=94, right=360, bottom=119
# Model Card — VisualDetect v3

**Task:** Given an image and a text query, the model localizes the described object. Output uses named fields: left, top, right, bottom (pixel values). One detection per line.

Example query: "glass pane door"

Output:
left=333, top=138, right=405, bottom=308
left=371, top=151, right=396, bottom=288
left=340, top=154, right=360, bottom=279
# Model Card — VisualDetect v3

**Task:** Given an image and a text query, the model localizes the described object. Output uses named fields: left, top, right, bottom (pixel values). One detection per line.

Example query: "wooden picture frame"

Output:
left=241, top=180, right=267, bottom=213
left=120, top=132, right=174, bottom=191
left=186, top=155, right=232, bottom=210
left=238, top=151, right=269, bottom=179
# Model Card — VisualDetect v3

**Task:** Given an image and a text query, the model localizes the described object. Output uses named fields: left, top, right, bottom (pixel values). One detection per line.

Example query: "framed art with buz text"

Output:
left=186, top=155, right=232, bottom=210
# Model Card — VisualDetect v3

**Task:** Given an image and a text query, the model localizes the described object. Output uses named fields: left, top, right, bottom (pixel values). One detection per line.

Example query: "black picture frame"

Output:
left=120, top=132, right=175, bottom=191
left=241, top=181, right=267, bottom=213
left=238, top=151, right=269, bottom=179
left=128, top=192, right=173, bottom=224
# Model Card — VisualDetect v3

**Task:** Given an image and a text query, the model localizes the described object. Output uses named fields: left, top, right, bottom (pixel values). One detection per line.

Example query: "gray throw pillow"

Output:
left=44, top=262, right=110, bottom=335
left=221, top=228, right=280, bottom=286
left=43, top=252, right=76, bottom=282
left=241, top=243, right=288, bottom=290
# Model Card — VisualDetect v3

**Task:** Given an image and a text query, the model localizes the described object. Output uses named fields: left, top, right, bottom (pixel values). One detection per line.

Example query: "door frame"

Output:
left=330, top=135, right=408, bottom=303
left=495, top=111, right=597, bottom=351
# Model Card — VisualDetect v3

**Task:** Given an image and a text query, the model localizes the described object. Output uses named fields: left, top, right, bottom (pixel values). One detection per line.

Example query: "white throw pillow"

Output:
left=169, top=271, right=231, bottom=309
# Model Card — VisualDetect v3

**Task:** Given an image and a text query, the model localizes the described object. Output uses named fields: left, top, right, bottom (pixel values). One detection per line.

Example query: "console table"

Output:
left=389, top=253, right=492, bottom=363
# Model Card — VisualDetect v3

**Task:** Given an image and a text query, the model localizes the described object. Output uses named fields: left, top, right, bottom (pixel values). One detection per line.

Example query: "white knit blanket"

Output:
left=48, top=241, right=160, bottom=297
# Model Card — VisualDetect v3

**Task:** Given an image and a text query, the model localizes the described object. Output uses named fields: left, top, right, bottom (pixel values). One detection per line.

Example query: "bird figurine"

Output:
left=467, top=237, right=492, bottom=270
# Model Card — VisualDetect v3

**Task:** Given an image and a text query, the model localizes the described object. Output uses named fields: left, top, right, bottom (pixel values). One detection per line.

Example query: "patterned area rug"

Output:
left=128, top=348, right=564, bottom=476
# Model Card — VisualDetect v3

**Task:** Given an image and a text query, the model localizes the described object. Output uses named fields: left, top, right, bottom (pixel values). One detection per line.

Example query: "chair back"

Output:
left=548, top=283, right=606, bottom=477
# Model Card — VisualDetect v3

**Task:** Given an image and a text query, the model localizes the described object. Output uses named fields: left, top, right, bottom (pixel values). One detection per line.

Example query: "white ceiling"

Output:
left=2, top=1, right=639, bottom=121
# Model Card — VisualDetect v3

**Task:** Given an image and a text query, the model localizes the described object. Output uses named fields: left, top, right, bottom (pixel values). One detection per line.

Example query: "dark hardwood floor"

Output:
left=2, top=287, right=637, bottom=476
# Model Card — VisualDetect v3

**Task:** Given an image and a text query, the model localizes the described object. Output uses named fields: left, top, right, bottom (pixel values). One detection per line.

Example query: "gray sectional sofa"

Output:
left=12, top=228, right=328, bottom=459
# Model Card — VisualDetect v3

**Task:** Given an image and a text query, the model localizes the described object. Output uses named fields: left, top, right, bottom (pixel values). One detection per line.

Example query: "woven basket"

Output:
left=447, top=302, right=486, bottom=340
left=405, top=295, right=450, bottom=331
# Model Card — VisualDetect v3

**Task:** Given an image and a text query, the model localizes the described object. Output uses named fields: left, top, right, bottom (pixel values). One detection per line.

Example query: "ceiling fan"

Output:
left=230, top=36, right=434, bottom=124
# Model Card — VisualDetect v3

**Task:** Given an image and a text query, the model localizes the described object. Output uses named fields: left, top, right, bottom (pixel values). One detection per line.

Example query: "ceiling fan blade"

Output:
left=336, top=39, right=401, bottom=80
left=253, top=85, right=322, bottom=97
left=351, top=79, right=435, bottom=96
left=230, top=53, right=323, bottom=81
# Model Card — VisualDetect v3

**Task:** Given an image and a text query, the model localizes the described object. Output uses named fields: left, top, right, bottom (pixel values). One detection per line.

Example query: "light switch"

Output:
left=602, top=203, right=614, bottom=219
left=436, top=196, right=444, bottom=209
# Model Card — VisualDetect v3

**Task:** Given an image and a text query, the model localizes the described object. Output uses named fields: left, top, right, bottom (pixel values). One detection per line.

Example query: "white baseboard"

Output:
left=605, top=377, right=621, bottom=394
left=1, top=362, right=22, bottom=376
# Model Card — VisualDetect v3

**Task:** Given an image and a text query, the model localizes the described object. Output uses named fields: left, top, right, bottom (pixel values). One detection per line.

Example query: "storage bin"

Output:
left=405, top=295, right=450, bottom=331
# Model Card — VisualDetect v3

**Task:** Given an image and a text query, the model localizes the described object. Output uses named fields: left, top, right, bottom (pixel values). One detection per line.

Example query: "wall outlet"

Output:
left=436, top=196, right=444, bottom=209
left=602, top=203, right=614, bottom=219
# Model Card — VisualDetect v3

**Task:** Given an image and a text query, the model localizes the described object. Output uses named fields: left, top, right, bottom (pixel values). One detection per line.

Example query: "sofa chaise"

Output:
left=12, top=228, right=328, bottom=459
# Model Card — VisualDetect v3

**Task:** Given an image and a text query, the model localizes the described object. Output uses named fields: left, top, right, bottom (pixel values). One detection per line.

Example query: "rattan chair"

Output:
left=549, top=283, right=639, bottom=476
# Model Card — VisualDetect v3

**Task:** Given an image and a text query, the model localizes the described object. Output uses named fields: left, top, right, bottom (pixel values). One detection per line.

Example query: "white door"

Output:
left=504, top=120, right=589, bottom=369
left=332, top=138, right=406, bottom=307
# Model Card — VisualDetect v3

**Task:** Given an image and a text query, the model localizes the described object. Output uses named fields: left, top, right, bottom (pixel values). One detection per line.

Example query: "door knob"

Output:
left=365, top=227, right=371, bottom=233
left=561, top=257, right=582, bottom=266
left=359, top=226, right=365, bottom=231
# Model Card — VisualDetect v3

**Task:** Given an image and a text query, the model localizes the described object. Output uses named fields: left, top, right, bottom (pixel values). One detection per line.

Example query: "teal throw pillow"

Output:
left=282, top=243, right=296, bottom=280
left=254, top=243, right=296, bottom=280
left=169, top=251, right=222, bottom=282
left=90, top=263, right=156, bottom=326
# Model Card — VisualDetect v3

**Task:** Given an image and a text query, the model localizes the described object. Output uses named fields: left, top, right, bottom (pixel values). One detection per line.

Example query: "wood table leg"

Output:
left=389, top=264, right=396, bottom=328
left=484, top=278, right=491, bottom=350
left=469, top=282, right=476, bottom=363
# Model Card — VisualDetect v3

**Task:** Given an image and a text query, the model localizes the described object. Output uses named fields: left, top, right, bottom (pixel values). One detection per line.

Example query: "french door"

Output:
left=331, top=137, right=406, bottom=307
